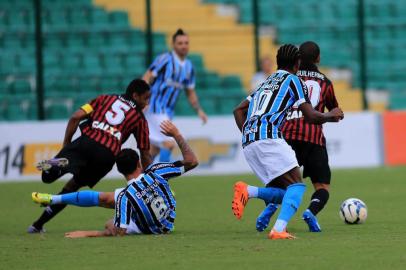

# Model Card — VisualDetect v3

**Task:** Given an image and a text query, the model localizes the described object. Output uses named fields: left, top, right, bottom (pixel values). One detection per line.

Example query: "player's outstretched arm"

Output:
left=63, top=109, right=90, bottom=146
left=186, top=89, right=208, bottom=124
left=233, top=99, right=250, bottom=132
left=299, top=103, right=344, bottom=125
left=160, top=120, right=198, bottom=172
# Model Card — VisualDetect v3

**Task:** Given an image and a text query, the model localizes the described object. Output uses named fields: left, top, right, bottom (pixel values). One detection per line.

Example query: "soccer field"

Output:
left=1, top=167, right=405, bottom=270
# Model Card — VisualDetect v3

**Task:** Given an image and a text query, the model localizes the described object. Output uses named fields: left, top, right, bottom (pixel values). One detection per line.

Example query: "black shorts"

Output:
left=56, top=135, right=115, bottom=187
left=286, top=140, right=331, bottom=184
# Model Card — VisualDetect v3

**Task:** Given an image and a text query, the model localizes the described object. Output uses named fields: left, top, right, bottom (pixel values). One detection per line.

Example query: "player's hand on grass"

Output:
left=160, top=120, right=180, bottom=137
left=329, top=107, right=344, bottom=122
left=198, top=109, right=208, bottom=124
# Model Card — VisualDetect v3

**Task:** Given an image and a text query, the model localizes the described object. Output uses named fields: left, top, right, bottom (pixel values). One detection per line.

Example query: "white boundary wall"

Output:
left=0, top=113, right=382, bottom=182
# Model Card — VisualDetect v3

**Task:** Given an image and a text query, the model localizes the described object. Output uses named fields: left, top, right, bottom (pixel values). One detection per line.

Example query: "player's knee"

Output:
left=162, top=141, right=175, bottom=150
left=41, top=172, right=57, bottom=184
left=313, top=183, right=330, bottom=191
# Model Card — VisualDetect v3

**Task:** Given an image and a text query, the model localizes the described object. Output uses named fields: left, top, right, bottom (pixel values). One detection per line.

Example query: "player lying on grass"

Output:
left=32, top=120, right=198, bottom=237
left=232, top=44, right=344, bottom=240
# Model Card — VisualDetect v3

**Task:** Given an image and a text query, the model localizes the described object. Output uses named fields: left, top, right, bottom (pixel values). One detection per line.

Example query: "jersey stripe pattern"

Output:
left=80, top=94, right=150, bottom=155
left=242, top=70, right=310, bottom=147
left=148, top=52, right=195, bottom=118
left=282, top=65, right=338, bottom=146
left=114, top=161, right=184, bottom=234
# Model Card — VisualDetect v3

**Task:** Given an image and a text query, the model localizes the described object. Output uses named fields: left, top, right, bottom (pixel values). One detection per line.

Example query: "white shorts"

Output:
left=114, top=188, right=142, bottom=235
left=243, top=139, right=299, bottom=185
left=145, top=112, right=173, bottom=146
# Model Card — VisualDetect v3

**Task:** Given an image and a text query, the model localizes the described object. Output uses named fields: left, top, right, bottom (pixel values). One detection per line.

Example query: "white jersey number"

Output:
left=151, top=196, right=168, bottom=220
left=292, top=80, right=321, bottom=109
left=105, top=100, right=130, bottom=125
left=252, top=91, right=272, bottom=116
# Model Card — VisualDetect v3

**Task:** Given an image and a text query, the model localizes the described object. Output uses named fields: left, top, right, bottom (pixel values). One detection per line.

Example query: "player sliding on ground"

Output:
left=232, top=44, right=344, bottom=240
left=32, top=120, right=198, bottom=237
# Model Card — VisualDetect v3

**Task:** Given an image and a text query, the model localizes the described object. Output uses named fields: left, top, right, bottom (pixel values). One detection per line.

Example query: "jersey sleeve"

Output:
left=290, top=76, right=310, bottom=106
left=114, top=189, right=131, bottom=230
left=133, top=117, right=150, bottom=151
left=325, top=82, right=339, bottom=111
left=185, top=62, right=196, bottom=89
left=145, top=161, right=185, bottom=181
left=149, top=53, right=170, bottom=77
left=80, top=95, right=104, bottom=115
left=246, top=92, right=255, bottom=102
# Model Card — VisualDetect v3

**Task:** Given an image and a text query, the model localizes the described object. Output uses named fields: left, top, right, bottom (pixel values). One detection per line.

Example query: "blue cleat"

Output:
left=256, top=203, right=278, bottom=232
left=302, top=209, right=322, bottom=232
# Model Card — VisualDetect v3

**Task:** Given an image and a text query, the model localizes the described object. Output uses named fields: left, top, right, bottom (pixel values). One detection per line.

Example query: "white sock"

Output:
left=273, top=219, right=288, bottom=232
left=51, top=195, right=61, bottom=204
left=247, top=185, right=258, bottom=198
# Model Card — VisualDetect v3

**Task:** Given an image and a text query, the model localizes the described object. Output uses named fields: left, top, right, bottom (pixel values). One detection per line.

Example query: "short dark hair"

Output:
left=276, top=44, right=300, bottom=70
left=125, top=79, right=150, bottom=99
left=172, top=28, right=187, bottom=43
left=299, top=41, right=320, bottom=65
left=116, top=148, right=140, bottom=176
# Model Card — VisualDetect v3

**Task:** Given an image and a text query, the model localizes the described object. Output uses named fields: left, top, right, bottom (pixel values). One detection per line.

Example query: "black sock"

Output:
left=32, top=188, right=71, bottom=229
left=307, top=189, right=329, bottom=216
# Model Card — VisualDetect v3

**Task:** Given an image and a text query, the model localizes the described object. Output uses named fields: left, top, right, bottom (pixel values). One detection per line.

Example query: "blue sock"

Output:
left=273, top=183, right=306, bottom=232
left=159, top=148, right=172, bottom=162
left=52, top=191, right=100, bottom=207
left=258, top=187, right=286, bottom=204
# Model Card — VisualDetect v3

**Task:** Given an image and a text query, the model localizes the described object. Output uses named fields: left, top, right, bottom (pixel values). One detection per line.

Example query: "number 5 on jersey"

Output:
left=105, top=100, right=131, bottom=125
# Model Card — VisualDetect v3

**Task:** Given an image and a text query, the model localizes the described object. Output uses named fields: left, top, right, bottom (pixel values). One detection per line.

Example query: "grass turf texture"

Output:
left=1, top=167, right=405, bottom=270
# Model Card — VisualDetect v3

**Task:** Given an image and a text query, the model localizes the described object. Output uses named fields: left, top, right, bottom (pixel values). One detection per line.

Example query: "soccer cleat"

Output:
left=256, top=203, right=279, bottom=232
left=268, top=229, right=296, bottom=240
left=32, top=192, right=52, bottom=206
left=302, top=209, right=322, bottom=232
left=231, top=181, right=249, bottom=219
left=36, top=158, right=69, bottom=172
left=27, top=225, right=46, bottom=234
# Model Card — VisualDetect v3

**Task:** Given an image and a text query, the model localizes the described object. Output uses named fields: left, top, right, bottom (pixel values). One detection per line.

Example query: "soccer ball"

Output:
left=339, top=198, right=367, bottom=224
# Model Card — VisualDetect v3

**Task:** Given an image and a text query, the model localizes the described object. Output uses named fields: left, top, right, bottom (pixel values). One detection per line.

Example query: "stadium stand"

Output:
left=204, top=0, right=406, bottom=110
left=0, top=0, right=246, bottom=120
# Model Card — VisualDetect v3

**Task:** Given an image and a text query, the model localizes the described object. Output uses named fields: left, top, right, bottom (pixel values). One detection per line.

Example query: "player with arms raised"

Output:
left=28, top=79, right=153, bottom=233
left=232, top=44, right=344, bottom=239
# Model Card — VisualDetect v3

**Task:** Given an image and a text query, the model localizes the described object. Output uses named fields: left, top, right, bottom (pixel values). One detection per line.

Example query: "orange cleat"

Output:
left=232, top=181, right=249, bottom=219
left=268, top=229, right=296, bottom=240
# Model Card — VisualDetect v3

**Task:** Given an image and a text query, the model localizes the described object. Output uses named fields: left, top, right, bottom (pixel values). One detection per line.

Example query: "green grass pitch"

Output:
left=1, top=167, right=405, bottom=270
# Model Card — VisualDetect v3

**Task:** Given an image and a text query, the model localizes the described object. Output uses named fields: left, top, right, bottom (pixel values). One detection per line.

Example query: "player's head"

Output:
left=260, top=56, right=272, bottom=74
left=172, top=28, right=189, bottom=58
left=116, top=148, right=140, bottom=176
left=276, top=44, right=300, bottom=73
left=299, top=41, right=320, bottom=66
left=125, top=79, right=151, bottom=109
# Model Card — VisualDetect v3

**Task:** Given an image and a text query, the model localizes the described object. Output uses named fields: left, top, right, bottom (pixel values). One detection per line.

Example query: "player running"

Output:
left=28, top=79, right=153, bottom=234
left=143, top=28, right=208, bottom=163
left=256, top=41, right=339, bottom=233
left=31, top=120, right=198, bottom=237
left=232, top=44, right=344, bottom=239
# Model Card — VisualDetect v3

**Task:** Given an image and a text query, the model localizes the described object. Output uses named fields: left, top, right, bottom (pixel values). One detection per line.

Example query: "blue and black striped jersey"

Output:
left=148, top=52, right=195, bottom=118
left=242, top=70, right=310, bottom=147
left=114, top=161, right=184, bottom=234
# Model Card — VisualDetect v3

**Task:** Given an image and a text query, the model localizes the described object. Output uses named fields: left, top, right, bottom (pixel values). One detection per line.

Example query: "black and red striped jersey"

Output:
left=282, top=65, right=338, bottom=146
left=80, top=94, right=150, bottom=155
